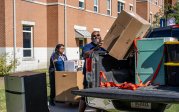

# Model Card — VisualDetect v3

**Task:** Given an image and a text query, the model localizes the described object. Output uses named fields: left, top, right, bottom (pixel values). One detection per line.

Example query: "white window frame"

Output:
left=79, top=0, right=85, bottom=9
left=129, top=4, right=133, bottom=12
left=21, top=21, right=35, bottom=26
left=118, top=0, right=125, bottom=3
left=93, top=28, right=100, bottom=31
left=94, top=0, right=98, bottom=12
left=107, top=0, right=112, bottom=16
left=118, top=1, right=125, bottom=15
left=74, top=25, right=86, bottom=30
left=22, top=25, right=34, bottom=58
left=155, top=0, right=158, bottom=5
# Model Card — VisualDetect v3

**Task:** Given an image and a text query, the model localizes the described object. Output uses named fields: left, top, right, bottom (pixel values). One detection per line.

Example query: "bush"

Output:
left=0, top=53, right=17, bottom=76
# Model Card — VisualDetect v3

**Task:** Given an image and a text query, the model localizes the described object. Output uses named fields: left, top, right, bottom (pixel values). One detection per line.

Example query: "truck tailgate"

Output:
left=72, top=86, right=179, bottom=103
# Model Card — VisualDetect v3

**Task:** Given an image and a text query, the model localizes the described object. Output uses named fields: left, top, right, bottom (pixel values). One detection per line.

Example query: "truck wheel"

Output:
left=96, top=109, right=107, bottom=112
left=156, top=104, right=168, bottom=112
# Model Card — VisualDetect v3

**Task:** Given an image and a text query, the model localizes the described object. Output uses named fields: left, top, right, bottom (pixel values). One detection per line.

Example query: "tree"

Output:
left=167, top=3, right=179, bottom=24
left=0, top=53, right=18, bottom=76
left=152, top=9, right=164, bottom=28
left=153, top=2, right=179, bottom=28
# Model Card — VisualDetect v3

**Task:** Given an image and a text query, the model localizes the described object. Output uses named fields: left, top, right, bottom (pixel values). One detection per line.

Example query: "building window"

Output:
left=107, top=0, right=111, bottom=15
left=155, top=0, right=158, bottom=5
left=23, top=25, right=33, bottom=58
left=79, top=0, right=85, bottom=9
left=130, top=5, right=133, bottom=11
left=94, top=0, right=98, bottom=12
left=79, top=0, right=84, bottom=9
left=118, top=1, right=124, bottom=15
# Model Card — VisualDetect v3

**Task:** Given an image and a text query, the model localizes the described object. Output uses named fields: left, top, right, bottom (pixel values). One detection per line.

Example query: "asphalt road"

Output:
left=49, top=103, right=78, bottom=112
left=48, top=102, right=97, bottom=112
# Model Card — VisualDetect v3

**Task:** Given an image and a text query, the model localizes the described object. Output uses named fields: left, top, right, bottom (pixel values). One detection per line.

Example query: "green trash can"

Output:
left=135, top=38, right=166, bottom=85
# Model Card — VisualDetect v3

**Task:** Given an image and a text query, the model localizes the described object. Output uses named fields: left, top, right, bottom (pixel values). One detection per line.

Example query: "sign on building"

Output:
left=167, top=17, right=176, bottom=26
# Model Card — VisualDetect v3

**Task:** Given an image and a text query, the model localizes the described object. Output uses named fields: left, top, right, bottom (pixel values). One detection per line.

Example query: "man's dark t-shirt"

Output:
left=82, top=42, right=105, bottom=88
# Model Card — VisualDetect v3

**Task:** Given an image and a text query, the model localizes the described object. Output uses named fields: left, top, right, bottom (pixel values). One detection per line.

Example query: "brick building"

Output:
left=0, top=0, right=164, bottom=71
left=136, top=0, right=164, bottom=24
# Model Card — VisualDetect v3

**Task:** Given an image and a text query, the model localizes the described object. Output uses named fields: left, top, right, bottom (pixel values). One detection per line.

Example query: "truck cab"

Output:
left=72, top=25, right=179, bottom=112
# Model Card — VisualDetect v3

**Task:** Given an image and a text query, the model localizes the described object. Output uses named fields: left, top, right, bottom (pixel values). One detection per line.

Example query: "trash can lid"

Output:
left=164, top=62, right=179, bottom=66
left=164, top=41, right=179, bottom=45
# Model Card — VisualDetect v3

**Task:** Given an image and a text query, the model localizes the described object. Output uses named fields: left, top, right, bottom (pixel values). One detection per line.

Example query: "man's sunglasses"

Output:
left=92, top=34, right=100, bottom=37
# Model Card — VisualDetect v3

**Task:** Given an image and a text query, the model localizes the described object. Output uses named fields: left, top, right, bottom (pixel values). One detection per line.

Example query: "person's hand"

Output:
left=93, top=46, right=100, bottom=51
left=93, top=41, right=103, bottom=51
left=53, top=59, right=58, bottom=63
left=97, top=41, right=103, bottom=47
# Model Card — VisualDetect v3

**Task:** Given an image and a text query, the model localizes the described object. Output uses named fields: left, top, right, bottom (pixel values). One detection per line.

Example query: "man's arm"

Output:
left=83, top=49, right=94, bottom=58
left=83, top=42, right=104, bottom=58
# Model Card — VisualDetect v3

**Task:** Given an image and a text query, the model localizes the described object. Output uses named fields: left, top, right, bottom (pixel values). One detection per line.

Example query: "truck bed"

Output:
left=72, top=86, right=179, bottom=103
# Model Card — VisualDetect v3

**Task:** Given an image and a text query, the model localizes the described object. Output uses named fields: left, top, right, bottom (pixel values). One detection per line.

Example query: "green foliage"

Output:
left=152, top=9, right=164, bottom=28
left=0, top=53, right=17, bottom=76
left=165, top=104, right=179, bottom=112
left=153, top=2, right=179, bottom=28
left=168, top=3, right=179, bottom=24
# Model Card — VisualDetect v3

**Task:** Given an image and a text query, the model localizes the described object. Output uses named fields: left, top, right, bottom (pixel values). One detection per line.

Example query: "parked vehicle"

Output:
left=72, top=25, right=179, bottom=112
left=146, top=25, right=179, bottom=39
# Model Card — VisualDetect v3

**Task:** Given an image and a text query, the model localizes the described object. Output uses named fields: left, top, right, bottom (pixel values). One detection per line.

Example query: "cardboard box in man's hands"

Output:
left=103, top=10, right=150, bottom=60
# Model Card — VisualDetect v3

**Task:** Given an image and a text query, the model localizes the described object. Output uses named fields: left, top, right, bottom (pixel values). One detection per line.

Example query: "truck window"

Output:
left=149, top=29, right=172, bottom=38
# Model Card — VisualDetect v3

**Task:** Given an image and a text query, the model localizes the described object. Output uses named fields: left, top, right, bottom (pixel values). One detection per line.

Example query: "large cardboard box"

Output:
left=103, top=10, right=150, bottom=60
left=55, top=71, right=84, bottom=102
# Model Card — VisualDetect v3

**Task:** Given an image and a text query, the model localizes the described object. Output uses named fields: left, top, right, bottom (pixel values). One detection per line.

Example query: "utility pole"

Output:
left=64, top=0, right=67, bottom=54
left=13, top=0, right=16, bottom=72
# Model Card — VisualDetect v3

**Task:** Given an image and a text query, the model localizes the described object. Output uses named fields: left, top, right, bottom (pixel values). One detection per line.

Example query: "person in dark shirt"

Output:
left=79, top=31, right=105, bottom=112
left=48, top=44, right=67, bottom=106
left=82, top=31, right=105, bottom=89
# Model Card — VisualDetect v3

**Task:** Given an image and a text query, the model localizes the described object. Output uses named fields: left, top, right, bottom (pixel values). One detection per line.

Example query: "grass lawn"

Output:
left=165, top=104, right=179, bottom=112
left=0, top=77, right=6, bottom=112
left=1, top=69, right=179, bottom=112
left=0, top=89, right=6, bottom=112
